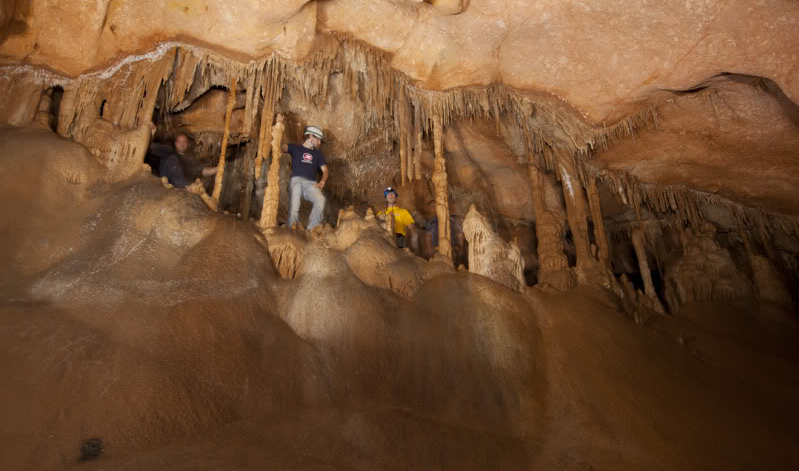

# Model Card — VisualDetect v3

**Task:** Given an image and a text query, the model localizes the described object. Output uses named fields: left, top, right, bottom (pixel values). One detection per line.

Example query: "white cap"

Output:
left=305, top=126, right=324, bottom=140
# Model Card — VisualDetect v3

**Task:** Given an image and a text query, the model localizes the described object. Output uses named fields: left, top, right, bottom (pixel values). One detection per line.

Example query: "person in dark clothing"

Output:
left=276, top=114, right=329, bottom=230
left=147, top=129, right=217, bottom=189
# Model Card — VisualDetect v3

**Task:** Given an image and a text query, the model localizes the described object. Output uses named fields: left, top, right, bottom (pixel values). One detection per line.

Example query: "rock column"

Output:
left=631, top=228, right=665, bottom=313
left=212, top=78, right=238, bottom=205
left=556, top=149, right=593, bottom=271
left=432, top=115, right=452, bottom=261
left=529, top=163, right=574, bottom=290
left=587, top=178, right=611, bottom=267
left=258, top=119, right=285, bottom=228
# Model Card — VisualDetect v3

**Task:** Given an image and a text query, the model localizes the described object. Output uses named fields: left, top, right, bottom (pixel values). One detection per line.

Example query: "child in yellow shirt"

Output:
left=377, top=187, right=416, bottom=248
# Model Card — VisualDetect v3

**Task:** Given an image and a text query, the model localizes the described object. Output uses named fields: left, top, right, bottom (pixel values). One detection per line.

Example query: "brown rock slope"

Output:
left=1, top=127, right=797, bottom=470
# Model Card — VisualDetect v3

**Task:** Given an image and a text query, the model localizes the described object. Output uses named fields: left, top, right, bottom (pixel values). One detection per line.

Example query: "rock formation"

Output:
left=259, top=119, right=285, bottom=229
left=664, top=222, right=753, bottom=312
left=463, top=204, right=525, bottom=292
left=1, top=1, right=798, bottom=470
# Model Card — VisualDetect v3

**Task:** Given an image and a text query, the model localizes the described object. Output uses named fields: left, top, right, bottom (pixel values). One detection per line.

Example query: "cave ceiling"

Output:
left=1, top=0, right=798, bottom=219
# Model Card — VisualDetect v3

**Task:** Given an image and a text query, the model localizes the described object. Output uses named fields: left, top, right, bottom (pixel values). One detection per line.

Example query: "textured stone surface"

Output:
left=1, top=0, right=797, bottom=124
left=596, top=75, right=799, bottom=215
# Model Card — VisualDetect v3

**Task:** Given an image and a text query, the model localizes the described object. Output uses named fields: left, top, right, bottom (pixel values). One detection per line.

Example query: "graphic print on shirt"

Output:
left=302, top=153, right=313, bottom=164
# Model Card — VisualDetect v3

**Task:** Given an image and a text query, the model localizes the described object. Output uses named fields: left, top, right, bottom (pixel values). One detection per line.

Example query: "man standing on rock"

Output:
left=277, top=114, right=329, bottom=230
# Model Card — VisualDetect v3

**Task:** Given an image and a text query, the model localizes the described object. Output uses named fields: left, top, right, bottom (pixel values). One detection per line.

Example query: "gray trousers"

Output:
left=288, top=176, right=326, bottom=230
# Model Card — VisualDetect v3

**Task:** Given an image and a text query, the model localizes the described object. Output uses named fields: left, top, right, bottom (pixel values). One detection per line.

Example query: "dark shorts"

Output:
left=395, top=234, right=406, bottom=248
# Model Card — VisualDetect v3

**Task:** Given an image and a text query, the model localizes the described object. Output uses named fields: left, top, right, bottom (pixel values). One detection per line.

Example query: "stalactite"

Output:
left=254, top=61, right=280, bottom=182
left=133, top=50, right=176, bottom=128
left=587, top=177, right=610, bottom=266
left=586, top=160, right=799, bottom=283
left=432, top=114, right=452, bottom=261
left=165, top=48, right=201, bottom=111
left=4, top=39, right=797, bottom=286
left=631, top=229, right=665, bottom=313
left=57, top=80, right=101, bottom=142
left=259, top=119, right=285, bottom=229
left=412, top=104, right=422, bottom=181
left=398, top=91, right=409, bottom=185
left=242, top=70, right=258, bottom=137
left=212, top=77, right=238, bottom=204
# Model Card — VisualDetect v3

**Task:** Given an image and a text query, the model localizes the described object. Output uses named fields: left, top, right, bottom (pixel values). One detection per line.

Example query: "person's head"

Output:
left=384, top=187, right=398, bottom=205
left=174, top=133, right=190, bottom=155
left=303, top=126, right=324, bottom=149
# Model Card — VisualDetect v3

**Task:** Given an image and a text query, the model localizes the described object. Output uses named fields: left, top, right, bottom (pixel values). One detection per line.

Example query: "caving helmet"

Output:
left=384, top=186, right=398, bottom=198
left=304, top=126, right=324, bottom=141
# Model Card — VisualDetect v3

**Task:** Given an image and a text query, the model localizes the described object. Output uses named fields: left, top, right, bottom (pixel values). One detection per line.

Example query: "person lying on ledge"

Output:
left=276, top=114, right=329, bottom=230
left=377, top=186, right=417, bottom=249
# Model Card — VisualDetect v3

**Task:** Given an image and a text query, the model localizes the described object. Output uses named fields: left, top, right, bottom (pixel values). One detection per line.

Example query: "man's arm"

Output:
left=314, top=165, right=329, bottom=189
left=201, top=166, right=218, bottom=177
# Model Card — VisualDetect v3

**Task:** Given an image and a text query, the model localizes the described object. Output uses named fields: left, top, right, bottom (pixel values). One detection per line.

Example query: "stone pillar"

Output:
left=587, top=177, right=611, bottom=267
left=631, top=228, right=665, bottom=313
left=258, top=119, right=285, bottom=228
left=212, top=77, right=238, bottom=204
left=432, top=115, right=452, bottom=261
left=529, top=163, right=573, bottom=290
left=556, top=149, right=593, bottom=271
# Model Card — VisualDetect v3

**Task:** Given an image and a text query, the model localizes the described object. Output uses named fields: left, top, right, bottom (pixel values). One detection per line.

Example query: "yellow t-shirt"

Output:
left=377, top=206, right=415, bottom=236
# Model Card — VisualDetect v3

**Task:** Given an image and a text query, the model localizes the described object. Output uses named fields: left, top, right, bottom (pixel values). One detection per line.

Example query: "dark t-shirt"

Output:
left=178, top=152, right=205, bottom=181
left=287, top=144, right=326, bottom=181
left=149, top=143, right=189, bottom=188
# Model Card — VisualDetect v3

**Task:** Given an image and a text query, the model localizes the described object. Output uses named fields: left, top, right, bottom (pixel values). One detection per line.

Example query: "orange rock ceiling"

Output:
left=3, top=0, right=798, bottom=123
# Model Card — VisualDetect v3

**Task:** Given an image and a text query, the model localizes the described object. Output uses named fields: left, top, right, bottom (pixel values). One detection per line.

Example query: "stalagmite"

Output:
left=740, top=229, right=793, bottom=308
left=212, top=77, right=238, bottom=204
left=631, top=229, right=665, bottom=313
left=385, top=211, right=395, bottom=237
left=587, top=178, right=611, bottom=266
left=463, top=204, right=525, bottom=292
left=529, top=163, right=574, bottom=291
left=432, top=114, right=452, bottom=261
left=664, top=222, right=752, bottom=311
left=258, top=119, right=285, bottom=229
